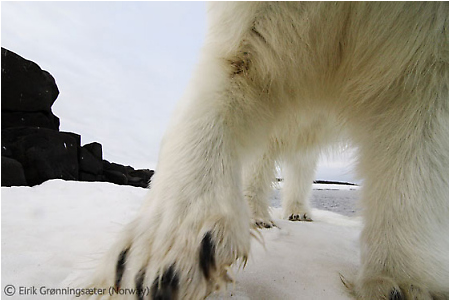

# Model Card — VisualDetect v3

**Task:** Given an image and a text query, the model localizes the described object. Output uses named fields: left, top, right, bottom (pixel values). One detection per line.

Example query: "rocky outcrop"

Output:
left=2, top=127, right=79, bottom=186
left=1, top=156, right=27, bottom=187
left=2, top=48, right=59, bottom=113
left=1, top=47, right=153, bottom=188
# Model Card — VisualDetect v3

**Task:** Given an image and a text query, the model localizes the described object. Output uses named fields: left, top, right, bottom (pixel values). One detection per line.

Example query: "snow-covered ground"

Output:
left=271, top=183, right=361, bottom=217
left=2, top=180, right=362, bottom=299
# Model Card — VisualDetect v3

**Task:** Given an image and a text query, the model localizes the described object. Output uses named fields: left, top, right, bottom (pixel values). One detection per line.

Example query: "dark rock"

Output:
left=104, top=170, right=128, bottom=185
left=79, top=146, right=103, bottom=175
left=102, top=160, right=153, bottom=187
left=1, top=48, right=59, bottom=113
left=126, top=176, right=147, bottom=188
left=125, top=169, right=154, bottom=188
left=103, top=159, right=111, bottom=168
left=62, top=132, right=81, bottom=148
left=103, top=160, right=128, bottom=175
left=125, top=165, right=135, bottom=174
left=1, top=156, right=28, bottom=186
left=79, top=171, right=104, bottom=182
left=79, top=171, right=96, bottom=182
left=2, top=127, right=78, bottom=186
left=313, top=180, right=358, bottom=186
left=1, top=48, right=155, bottom=188
left=2, top=110, right=60, bottom=130
left=2, top=141, right=13, bottom=157
left=83, top=142, right=102, bottom=160
left=2, top=127, right=45, bottom=156
left=24, top=137, right=79, bottom=186
left=127, top=176, right=143, bottom=184
left=129, top=169, right=154, bottom=184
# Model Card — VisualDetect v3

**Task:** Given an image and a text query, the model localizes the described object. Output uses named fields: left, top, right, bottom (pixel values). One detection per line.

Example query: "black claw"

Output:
left=115, top=248, right=129, bottom=289
left=255, top=221, right=272, bottom=228
left=288, top=214, right=312, bottom=222
left=289, top=214, right=300, bottom=221
left=199, top=232, right=216, bottom=280
left=151, top=265, right=179, bottom=300
left=263, top=222, right=272, bottom=228
left=389, top=288, right=404, bottom=300
left=135, top=269, right=146, bottom=300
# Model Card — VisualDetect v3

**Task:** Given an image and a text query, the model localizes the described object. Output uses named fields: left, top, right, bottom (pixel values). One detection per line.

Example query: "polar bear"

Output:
left=243, top=112, right=344, bottom=227
left=89, top=2, right=449, bottom=299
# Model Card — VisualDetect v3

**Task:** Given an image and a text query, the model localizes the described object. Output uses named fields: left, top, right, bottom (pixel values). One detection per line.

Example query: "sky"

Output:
left=1, top=1, right=357, bottom=183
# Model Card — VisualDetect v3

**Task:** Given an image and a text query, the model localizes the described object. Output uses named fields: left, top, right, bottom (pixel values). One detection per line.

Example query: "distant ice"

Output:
left=271, top=183, right=361, bottom=217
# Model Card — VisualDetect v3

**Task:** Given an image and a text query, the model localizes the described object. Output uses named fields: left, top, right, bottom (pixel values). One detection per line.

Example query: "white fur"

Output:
left=243, top=112, right=343, bottom=224
left=89, top=3, right=449, bottom=299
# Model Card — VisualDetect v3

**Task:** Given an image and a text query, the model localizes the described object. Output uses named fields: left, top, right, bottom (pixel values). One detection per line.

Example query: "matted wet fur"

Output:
left=85, top=3, right=449, bottom=299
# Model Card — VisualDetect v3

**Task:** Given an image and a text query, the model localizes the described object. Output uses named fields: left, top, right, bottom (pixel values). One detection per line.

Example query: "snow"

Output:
left=2, top=180, right=362, bottom=299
